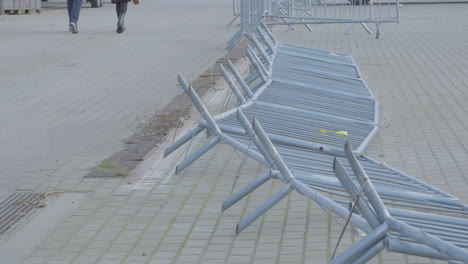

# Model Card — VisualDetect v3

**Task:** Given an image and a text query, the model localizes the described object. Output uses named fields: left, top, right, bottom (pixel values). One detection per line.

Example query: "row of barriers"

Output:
left=228, top=0, right=400, bottom=48
left=0, top=0, right=42, bottom=14
left=166, top=23, right=468, bottom=263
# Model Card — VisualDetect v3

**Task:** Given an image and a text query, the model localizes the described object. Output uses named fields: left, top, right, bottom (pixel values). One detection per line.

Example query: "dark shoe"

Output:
left=117, top=24, right=123, bottom=34
left=69, top=22, right=78, bottom=34
left=116, top=14, right=125, bottom=33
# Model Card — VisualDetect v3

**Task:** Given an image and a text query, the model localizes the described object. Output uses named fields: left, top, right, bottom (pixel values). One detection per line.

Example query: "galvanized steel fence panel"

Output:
left=230, top=0, right=400, bottom=40
left=167, top=27, right=466, bottom=212
left=227, top=133, right=463, bottom=212
left=264, top=0, right=400, bottom=23
left=257, top=82, right=376, bottom=121
left=166, top=25, right=468, bottom=263
left=217, top=104, right=374, bottom=149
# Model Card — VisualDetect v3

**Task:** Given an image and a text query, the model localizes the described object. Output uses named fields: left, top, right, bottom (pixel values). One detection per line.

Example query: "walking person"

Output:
left=67, top=0, right=82, bottom=34
left=111, top=0, right=131, bottom=34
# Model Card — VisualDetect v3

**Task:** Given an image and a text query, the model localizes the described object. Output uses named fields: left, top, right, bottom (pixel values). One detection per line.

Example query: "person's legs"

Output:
left=115, top=2, right=120, bottom=17
left=119, top=2, right=128, bottom=16
left=68, top=0, right=82, bottom=33
left=116, top=2, right=128, bottom=33
left=67, top=0, right=73, bottom=23
left=116, top=2, right=123, bottom=33
left=68, top=0, right=82, bottom=24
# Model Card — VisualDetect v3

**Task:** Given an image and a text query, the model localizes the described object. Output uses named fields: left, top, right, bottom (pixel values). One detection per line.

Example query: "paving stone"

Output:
left=10, top=3, right=468, bottom=264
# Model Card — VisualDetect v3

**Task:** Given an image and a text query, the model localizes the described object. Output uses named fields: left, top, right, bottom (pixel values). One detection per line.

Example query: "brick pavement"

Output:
left=0, top=0, right=235, bottom=197
left=2, top=2, right=468, bottom=264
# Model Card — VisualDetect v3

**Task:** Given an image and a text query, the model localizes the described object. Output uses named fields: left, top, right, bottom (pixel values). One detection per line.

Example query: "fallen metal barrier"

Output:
left=333, top=142, right=468, bottom=263
left=233, top=124, right=468, bottom=262
left=165, top=23, right=468, bottom=263
left=230, top=117, right=468, bottom=263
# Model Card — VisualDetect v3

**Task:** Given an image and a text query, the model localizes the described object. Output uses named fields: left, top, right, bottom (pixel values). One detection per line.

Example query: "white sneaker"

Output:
left=69, top=22, right=78, bottom=34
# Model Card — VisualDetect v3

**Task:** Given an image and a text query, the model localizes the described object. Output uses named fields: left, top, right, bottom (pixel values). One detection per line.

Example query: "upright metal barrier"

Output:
left=228, top=0, right=265, bottom=50
left=229, top=0, right=400, bottom=38
left=227, top=0, right=242, bottom=27
left=166, top=24, right=468, bottom=263
left=267, top=0, right=400, bottom=37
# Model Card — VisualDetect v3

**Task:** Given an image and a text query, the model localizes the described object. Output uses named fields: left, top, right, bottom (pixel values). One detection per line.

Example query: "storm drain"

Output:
left=0, top=192, right=43, bottom=235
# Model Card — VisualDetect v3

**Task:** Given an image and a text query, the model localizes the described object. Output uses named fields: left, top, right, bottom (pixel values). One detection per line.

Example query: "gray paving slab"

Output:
left=0, top=0, right=235, bottom=198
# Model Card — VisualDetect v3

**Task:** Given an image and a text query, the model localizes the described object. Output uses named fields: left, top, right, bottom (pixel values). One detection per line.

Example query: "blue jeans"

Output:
left=67, top=0, right=82, bottom=24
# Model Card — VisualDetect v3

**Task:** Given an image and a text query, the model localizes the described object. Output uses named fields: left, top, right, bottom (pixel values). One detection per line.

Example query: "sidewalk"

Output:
left=0, top=0, right=236, bottom=262
left=1, top=2, right=468, bottom=264
left=0, top=0, right=234, bottom=199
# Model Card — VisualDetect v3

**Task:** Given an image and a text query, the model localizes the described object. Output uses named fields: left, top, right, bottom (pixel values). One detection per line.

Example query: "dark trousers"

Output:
left=116, top=2, right=128, bottom=18
left=67, top=0, right=82, bottom=24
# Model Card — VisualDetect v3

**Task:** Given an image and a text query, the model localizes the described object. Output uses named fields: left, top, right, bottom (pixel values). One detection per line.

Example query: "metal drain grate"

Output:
left=0, top=192, right=43, bottom=235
